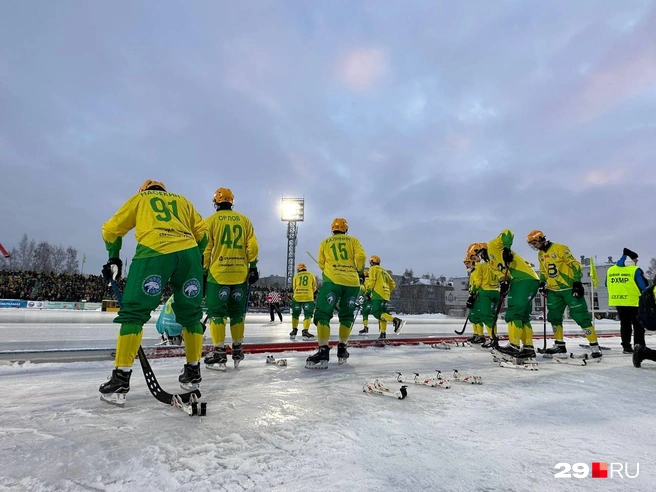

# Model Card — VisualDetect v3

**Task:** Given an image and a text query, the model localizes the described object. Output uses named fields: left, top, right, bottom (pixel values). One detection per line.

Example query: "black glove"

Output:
left=359, top=272, right=366, bottom=285
left=502, top=247, right=514, bottom=265
left=538, top=281, right=546, bottom=295
left=499, top=280, right=509, bottom=296
left=365, top=292, right=372, bottom=301
left=102, top=258, right=123, bottom=282
left=466, top=293, right=477, bottom=309
left=572, top=281, right=584, bottom=298
left=247, top=267, right=259, bottom=285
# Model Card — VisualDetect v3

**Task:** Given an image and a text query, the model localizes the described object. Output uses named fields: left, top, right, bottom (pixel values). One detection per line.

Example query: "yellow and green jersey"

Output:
left=203, top=210, right=258, bottom=285
left=488, top=229, right=539, bottom=281
left=293, top=271, right=317, bottom=302
left=317, top=234, right=366, bottom=287
left=365, top=264, right=396, bottom=300
left=470, top=261, right=501, bottom=292
left=102, top=190, right=208, bottom=259
left=537, top=242, right=582, bottom=291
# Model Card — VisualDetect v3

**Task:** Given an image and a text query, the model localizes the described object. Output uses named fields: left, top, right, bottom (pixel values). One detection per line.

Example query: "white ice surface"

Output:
left=0, top=311, right=654, bottom=491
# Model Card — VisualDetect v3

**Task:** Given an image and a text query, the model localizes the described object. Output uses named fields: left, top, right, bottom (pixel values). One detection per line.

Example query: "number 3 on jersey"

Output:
left=220, top=224, right=243, bottom=249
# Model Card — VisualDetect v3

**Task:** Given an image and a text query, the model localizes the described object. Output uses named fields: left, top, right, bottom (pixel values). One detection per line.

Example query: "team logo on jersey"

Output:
left=219, top=287, right=230, bottom=300
left=142, top=275, right=162, bottom=296
left=348, top=296, right=356, bottom=308
left=232, top=289, right=243, bottom=301
left=327, top=292, right=336, bottom=305
left=183, top=279, right=201, bottom=298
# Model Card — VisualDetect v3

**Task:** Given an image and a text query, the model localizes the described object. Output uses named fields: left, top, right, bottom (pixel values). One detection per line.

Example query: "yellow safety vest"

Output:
left=606, top=265, right=641, bottom=307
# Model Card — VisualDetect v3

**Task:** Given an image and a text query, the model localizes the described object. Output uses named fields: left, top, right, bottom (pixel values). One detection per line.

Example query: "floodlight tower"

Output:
left=281, top=198, right=305, bottom=289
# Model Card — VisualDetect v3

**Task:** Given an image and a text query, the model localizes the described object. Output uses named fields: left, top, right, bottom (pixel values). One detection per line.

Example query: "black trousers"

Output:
left=269, top=303, right=282, bottom=322
left=616, top=306, right=645, bottom=348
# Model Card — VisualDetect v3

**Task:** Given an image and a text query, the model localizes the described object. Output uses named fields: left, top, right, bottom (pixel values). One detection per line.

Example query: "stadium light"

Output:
left=281, top=198, right=305, bottom=222
left=281, top=198, right=305, bottom=288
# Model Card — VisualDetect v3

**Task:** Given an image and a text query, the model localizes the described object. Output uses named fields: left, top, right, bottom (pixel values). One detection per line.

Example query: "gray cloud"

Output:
left=1, top=0, right=655, bottom=280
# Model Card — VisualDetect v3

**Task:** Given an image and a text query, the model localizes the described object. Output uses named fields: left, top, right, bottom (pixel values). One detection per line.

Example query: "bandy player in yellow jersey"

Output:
left=526, top=230, right=602, bottom=359
left=306, top=218, right=366, bottom=369
left=289, top=263, right=317, bottom=341
left=203, top=188, right=259, bottom=371
left=99, top=180, right=208, bottom=405
left=465, top=243, right=501, bottom=347
left=476, top=229, right=540, bottom=360
left=365, top=255, right=404, bottom=339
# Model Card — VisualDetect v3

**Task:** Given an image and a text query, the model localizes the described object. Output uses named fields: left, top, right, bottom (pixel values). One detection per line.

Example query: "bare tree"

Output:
left=33, top=241, right=53, bottom=273
left=51, top=245, right=67, bottom=273
left=15, top=234, right=37, bottom=271
left=645, top=258, right=656, bottom=283
left=64, top=246, right=79, bottom=273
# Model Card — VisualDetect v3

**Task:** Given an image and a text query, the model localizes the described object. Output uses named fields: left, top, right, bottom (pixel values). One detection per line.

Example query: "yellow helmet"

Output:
left=369, top=255, right=381, bottom=265
left=297, top=263, right=307, bottom=272
left=467, top=242, right=487, bottom=255
left=331, top=218, right=348, bottom=233
left=526, top=230, right=546, bottom=243
left=213, top=187, right=235, bottom=205
left=138, top=180, right=167, bottom=192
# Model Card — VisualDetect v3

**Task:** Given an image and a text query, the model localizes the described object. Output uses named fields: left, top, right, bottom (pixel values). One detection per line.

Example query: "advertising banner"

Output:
left=0, top=299, right=27, bottom=308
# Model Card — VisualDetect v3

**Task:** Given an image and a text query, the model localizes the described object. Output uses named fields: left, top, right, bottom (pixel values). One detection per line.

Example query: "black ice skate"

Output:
left=232, top=343, right=244, bottom=369
left=179, top=363, right=201, bottom=390
left=378, top=332, right=386, bottom=340
left=540, top=341, right=567, bottom=358
left=517, top=346, right=536, bottom=360
left=472, top=335, right=486, bottom=344
left=358, top=327, right=369, bottom=335
left=337, top=342, right=349, bottom=365
left=493, top=343, right=521, bottom=362
left=305, top=345, right=330, bottom=369
left=204, top=346, right=228, bottom=372
left=590, top=342, right=603, bottom=359
left=99, top=369, right=132, bottom=407
left=289, top=328, right=298, bottom=340
left=392, top=317, right=406, bottom=334
left=301, top=330, right=315, bottom=340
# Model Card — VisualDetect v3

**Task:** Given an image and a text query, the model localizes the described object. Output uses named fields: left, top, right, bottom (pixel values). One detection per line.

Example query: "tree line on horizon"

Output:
left=0, top=234, right=80, bottom=274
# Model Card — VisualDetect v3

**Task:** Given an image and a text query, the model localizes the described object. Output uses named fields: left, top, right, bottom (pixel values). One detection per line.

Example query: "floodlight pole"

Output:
left=286, top=221, right=298, bottom=289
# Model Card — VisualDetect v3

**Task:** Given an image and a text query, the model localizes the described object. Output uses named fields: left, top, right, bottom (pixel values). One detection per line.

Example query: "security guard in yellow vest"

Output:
left=606, top=248, right=648, bottom=353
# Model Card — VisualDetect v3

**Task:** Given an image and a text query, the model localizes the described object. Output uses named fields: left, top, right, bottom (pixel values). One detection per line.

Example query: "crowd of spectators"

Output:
left=0, top=271, right=294, bottom=308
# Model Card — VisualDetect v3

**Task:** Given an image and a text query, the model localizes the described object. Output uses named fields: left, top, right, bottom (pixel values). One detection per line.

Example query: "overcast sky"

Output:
left=1, top=0, right=655, bottom=280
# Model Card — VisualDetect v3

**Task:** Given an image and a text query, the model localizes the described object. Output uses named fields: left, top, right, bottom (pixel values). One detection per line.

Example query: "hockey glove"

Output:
left=502, top=247, right=514, bottom=265
left=572, top=281, right=584, bottom=298
left=466, top=293, right=477, bottom=309
left=102, top=258, right=123, bottom=282
left=247, top=267, right=259, bottom=285
left=499, top=280, right=510, bottom=296
left=538, top=281, right=546, bottom=295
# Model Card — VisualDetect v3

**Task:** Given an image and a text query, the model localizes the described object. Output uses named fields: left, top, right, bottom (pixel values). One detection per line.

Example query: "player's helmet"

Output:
left=297, top=263, right=307, bottom=272
left=526, top=230, right=546, bottom=250
left=467, top=242, right=487, bottom=255
left=138, top=180, right=167, bottom=192
left=369, top=255, right=381, bottom=265
left=331, top=218, right=348, bottom=233
left=213, top=188, right=235, bottom=205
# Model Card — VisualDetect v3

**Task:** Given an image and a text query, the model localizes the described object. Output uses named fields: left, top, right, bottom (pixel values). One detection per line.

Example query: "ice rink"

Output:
left=0, top=310, right=654, bottom=491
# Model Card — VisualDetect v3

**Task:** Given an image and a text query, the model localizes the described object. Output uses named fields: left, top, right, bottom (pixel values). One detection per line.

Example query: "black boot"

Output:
left=204, top=346, right=227, bottom=366
left=179, top=363, right=201, bottom=389
left=305, top=345, right=330, bottom=369
left=633, top=344, right=645, bottom=368
left=232, top=343, right=244, bottom=368
left=543, top=341, right=567, bottom=355
left=301, top=330, right=315, bottom=340
left=378, top=332, right=386, bottom=340
left=359, top=327, right=369, bottom=335
left=517, top=346, right=536, bottom=359
left=99, top=369, right=131, bottom=395
left=496, top=343, right=521, bottom=357
left=289, top=328, right=298, bottom=340
left=337, top=342, right=349, bottom=363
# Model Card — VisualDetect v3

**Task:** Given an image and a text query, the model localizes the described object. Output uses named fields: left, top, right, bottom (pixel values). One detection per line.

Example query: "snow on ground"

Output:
left=0, top=311, right=654, bottom=491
